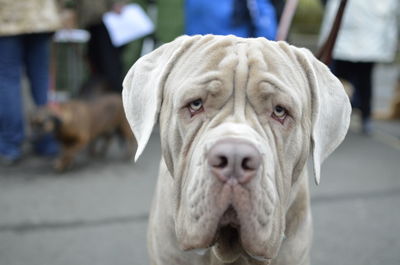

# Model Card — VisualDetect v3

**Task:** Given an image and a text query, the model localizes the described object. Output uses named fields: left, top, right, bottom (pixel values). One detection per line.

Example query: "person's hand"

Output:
left=60, top=8, right=77, bottom=29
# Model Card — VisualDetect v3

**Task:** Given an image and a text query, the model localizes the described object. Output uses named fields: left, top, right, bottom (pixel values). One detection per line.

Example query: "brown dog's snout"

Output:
left=208, top=139, right=261, bottom=184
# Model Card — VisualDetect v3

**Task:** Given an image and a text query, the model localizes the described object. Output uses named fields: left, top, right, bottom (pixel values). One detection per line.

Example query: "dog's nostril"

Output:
left=242, top=157, right=252, bottom=170
left=216, top=156, right=228, bottom=168
left=241, top=156, right=260, bottom=171
left=210, top=154, right=229, bottom=169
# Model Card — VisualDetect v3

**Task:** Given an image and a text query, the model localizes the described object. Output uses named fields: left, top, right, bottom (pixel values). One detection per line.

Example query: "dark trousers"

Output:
left=0, top=33, right=59, bottom=158
left=331, top=59, right=374, bottom=121
left=86, top=22, right=124, bottom=93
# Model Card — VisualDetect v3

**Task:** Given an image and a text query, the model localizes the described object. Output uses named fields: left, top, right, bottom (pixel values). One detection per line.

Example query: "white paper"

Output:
left=53, top=29, right=90, bottom=43
left=103, top=3, right=154, bottom=47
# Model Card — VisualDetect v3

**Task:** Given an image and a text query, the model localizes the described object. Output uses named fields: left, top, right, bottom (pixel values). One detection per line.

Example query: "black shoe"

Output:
left=361, top=119, right=373, bottom=135
left=0, top=154, right=21, bottom=166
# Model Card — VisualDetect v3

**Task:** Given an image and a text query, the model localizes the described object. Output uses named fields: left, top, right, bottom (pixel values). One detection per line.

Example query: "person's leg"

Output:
left=24, top=33, right=52, bottom=105
left=330, top=59, right=348, bottom=78
left=87, top=23, right=123, bottom=93
left=356, top=62, right=374, bottom=133
left=24, top=33, right=59, bottom=155
left=0, top=35, right=24, bottom=162
left=331, top=59, right=360, bottom=108
left=346, top=61, right=374, bottom=134
left=87, top=24, right=103, bottom=76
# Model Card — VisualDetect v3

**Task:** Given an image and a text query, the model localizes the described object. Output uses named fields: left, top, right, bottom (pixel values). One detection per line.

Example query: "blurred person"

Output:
left=185, top=0, right=278, bottom=40
left=72, top=0, right=128, bottom=95
left=0, top=0, right=61, bottom=164
left=319, top=0, right=399, bottom=134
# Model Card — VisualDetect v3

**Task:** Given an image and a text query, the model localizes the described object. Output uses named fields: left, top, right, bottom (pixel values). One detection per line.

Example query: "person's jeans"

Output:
left=0, top=33, right=58, bottom=159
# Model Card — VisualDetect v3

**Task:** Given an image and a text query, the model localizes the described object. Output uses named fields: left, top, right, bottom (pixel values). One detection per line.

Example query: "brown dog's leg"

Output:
left=97, top=135, right=113, bottom=157
left=88, top=141, right=97, bottom=157
left=87, top=136, right=111, bottom=158
left=54, top=137, right=88, bottom=172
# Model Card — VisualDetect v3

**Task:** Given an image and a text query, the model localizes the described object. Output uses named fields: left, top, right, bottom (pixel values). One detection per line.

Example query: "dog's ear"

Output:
left=296, top=48, right=351, bottom=185
left=122, top=35, right=198, bottom=161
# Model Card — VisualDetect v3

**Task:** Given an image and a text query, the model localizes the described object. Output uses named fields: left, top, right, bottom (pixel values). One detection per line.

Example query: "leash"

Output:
left=316, top=0, right=348, bottom=65
left=276, top=0, right=348, bottom=66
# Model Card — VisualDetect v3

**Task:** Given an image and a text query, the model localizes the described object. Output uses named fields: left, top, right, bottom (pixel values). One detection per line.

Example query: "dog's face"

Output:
left=29, top=107, right=60, bottom=140
left=122, top=35, right=351, bottom=263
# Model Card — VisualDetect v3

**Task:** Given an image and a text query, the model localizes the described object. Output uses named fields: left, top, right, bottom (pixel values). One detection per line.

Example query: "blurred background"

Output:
left=0, top=0, right=399, bottom=264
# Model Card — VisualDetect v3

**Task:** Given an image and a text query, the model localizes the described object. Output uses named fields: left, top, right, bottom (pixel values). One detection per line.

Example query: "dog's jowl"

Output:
left=123, top=35, right=351, bottom=265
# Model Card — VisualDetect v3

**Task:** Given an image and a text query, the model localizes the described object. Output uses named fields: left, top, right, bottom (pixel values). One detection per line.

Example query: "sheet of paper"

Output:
left=53, top=29, right=90, bottom=43
left=103, top=3, right=154, bottom=47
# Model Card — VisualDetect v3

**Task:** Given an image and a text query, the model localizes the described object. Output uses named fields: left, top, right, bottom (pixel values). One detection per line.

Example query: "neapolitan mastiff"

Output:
left=122, top=35, right=351, bottom=265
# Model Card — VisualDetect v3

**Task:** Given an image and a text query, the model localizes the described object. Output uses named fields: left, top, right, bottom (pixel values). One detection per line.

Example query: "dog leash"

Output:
left=276, top=0, right=348, bottom=66
left=316, top=0, right=348, bottom=65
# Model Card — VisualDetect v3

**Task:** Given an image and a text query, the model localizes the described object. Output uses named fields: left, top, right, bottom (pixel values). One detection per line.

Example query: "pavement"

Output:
left=0, top=63, right=399, bottom=265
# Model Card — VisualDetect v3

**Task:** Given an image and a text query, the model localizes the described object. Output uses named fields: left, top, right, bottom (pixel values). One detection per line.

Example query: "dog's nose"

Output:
left=207, top=139, right=261, bottom=184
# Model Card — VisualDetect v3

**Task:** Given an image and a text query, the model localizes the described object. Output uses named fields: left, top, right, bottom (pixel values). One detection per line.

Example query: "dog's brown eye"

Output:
left=272, top=105, right=287, bottom=124
left=188, top=99, right=204, bottom=116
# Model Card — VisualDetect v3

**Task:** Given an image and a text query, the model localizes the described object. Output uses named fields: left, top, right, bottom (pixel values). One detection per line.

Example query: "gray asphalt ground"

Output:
left=0, top=63, right=399, bottom=265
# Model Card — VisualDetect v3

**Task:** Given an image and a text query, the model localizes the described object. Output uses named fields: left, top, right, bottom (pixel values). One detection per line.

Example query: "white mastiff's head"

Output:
left=123, top=35, right=351, bottom=262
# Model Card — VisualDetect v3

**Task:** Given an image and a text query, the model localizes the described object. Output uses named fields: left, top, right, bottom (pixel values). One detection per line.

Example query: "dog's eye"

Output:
left=188, top=99, right=204, bottom=116
left=272, top=105, right=288, bottom=124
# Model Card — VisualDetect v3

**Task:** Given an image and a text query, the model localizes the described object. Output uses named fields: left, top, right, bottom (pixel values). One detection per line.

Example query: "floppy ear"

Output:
left=122, top=35, right=196, bottom=161
left=297, top=48, right=351, bottom=185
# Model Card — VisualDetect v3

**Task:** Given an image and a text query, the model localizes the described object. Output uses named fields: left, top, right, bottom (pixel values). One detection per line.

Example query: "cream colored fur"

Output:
left=122, top=35, right=351, bottom=265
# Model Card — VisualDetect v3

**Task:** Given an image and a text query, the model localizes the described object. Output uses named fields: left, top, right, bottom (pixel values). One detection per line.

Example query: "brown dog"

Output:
left=30, top=94, right=136, bottom=171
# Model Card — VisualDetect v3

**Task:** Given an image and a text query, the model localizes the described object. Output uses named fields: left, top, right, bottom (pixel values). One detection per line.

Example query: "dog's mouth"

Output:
left=199, top=206, right=270, bottom=264
left=212, top=225, right=241, bottom=263
left=181, top=160, right=279, bottom=263
left=198, top=206, right=240, bottom=263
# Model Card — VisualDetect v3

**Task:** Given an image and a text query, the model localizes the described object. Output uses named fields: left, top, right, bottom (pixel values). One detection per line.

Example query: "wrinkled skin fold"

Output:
left=122, top=35, right=351, bottom=265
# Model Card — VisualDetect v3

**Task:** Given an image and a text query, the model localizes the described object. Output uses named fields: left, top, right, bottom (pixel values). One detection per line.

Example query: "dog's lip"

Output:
left=187, top=211, right=274, bottom=262
left=181, top=179, right=277, bottom=261
left=189, top=247, right=211, bottom=256
left=191, top=244, right=272, bottom=264
left=187, top=208, right=240, bottom=253
left=210, top=224, right=272, bottom=263
left=244, top=248, right=272, bottom=263
left=214, top=207, right=273, bottom=262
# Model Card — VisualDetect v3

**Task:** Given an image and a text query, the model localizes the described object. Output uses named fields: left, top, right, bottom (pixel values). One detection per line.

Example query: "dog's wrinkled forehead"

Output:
left=171, top=36, right=300, bottom=82
left=163, top=36, right=309, bottom=112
